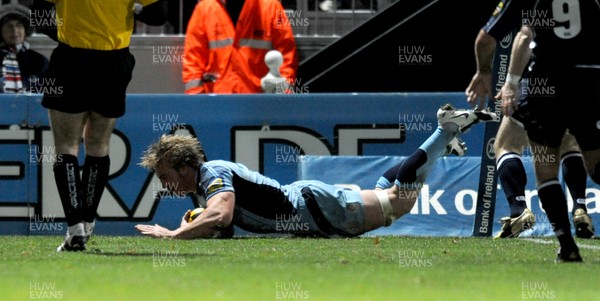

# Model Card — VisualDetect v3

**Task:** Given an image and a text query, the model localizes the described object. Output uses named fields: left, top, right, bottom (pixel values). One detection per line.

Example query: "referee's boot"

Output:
left=57, top=223, right=86, bottom=252
left=437, top=104, right=500, bottom=133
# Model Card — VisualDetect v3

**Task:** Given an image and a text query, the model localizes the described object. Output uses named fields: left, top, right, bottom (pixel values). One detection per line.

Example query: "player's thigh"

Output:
left=359, top=190, right=384, bottom=231
left=494, top=116, right=528, bottom=157
left=302, top=183, right=366, bottom=236
left=558, top=132, right=581, bottom=155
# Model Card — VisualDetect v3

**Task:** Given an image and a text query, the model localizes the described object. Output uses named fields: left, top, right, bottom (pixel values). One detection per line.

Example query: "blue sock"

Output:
left=393, top=127, right=457, bottom=189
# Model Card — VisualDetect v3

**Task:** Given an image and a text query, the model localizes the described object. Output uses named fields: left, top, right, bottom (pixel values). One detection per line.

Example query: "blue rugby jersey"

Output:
left=196, top=160, right=302, bottom=233
left=195, top=160, right=366, bottom=237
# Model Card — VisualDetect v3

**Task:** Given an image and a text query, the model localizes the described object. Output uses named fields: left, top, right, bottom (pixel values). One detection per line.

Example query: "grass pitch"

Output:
left=1, top=235, right=599, bottom=301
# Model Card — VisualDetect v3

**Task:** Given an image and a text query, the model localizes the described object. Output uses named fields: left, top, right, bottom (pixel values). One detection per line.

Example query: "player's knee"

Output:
left=385, top=186, right=418, bottom=222
left=375, top=189, right=395, bottom=227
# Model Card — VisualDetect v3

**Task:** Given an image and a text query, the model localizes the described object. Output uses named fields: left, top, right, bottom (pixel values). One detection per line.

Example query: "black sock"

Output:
left=561, top=152, right=587, bottom=213
left=381, top=163, right=402, bottom=185
left=394, top=149, right=427, bottom=189
left=497, top=153, right=527, bottom=217
left=538, top=180, right=577, bottom=252
left=81, top=155, right=110, bottom=223
left=379, top=150, right=428, bottom=189
left=53, top=154, right=82, bottom=226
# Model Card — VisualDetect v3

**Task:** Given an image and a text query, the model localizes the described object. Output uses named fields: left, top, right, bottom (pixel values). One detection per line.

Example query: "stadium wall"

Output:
left=1, top=93, right=597, bottom=236
left=27, top=35, right=336, bottom=94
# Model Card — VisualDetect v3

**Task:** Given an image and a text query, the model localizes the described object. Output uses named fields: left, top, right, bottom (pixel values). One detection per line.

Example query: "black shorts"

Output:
left=523, top=67, right=600, bottom=150
left=40, top=43, right=136, bottom=118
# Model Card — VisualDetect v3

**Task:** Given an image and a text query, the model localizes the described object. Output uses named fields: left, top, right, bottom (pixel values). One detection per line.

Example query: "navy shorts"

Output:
left=522, top=67, right=600, bottom=150
left=41, top=43, right=135, bottom=118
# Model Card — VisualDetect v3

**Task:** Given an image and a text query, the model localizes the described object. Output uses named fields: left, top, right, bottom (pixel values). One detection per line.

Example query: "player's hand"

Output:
left=497, top=82, right=518, bottom=117
left=465, top=72, right=493, bottom=110
left=135, top=224, right=174, bottom=239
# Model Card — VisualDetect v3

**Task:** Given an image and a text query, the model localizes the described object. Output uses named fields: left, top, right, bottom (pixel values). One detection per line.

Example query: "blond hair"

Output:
left=140, top=134, right=207, bottom=171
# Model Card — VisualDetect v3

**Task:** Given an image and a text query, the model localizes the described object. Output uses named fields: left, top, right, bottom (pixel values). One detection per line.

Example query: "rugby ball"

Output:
left=188, top=207, right=205, bottom=223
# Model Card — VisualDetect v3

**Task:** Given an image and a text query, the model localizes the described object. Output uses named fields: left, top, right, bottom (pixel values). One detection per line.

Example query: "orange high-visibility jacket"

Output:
left=182, top=0, right=298, bottom=94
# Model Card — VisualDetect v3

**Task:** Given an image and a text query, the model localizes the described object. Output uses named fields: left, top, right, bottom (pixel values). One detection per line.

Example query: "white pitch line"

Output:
left=524, top=238, right=600, bottom=251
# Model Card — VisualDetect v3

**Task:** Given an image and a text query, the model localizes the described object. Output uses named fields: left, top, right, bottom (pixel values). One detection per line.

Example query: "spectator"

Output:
left=0, top=3, right=48, bottom=93
left=182, top=0, right=298, bottom=94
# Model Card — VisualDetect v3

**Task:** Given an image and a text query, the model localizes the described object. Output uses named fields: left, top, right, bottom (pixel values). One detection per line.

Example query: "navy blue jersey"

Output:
left=483, top=0, right=524, bottom=40
left=526, top=0, right=600, bottom=68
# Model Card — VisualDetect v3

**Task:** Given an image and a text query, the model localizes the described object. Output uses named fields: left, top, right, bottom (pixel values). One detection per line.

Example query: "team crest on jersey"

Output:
left=207, top=178, right=224, bottom=195
left=492, top=1, right=504, bottom=17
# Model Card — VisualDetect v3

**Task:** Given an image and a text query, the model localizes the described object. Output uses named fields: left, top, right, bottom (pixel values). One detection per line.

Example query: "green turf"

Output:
left=1, top=235, right=598, bottom=301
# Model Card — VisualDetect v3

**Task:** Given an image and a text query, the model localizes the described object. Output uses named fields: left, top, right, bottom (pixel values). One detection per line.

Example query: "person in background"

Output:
left=182, top=0, right=298, bottom=94
left=0, top=3, right=48, bottom=93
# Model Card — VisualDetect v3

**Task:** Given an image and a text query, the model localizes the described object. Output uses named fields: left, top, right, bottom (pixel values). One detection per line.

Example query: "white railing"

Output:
left=133, top=0, right=392, bottom=37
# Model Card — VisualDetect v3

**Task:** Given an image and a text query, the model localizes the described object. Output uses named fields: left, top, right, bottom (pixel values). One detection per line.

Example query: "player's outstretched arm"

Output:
left=135, top=191, right=235, bottom=239
left=173, top=192, right=235, bottom=239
